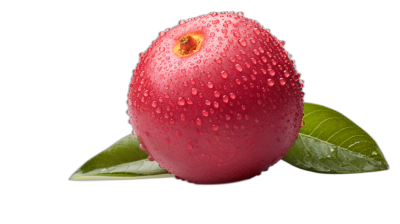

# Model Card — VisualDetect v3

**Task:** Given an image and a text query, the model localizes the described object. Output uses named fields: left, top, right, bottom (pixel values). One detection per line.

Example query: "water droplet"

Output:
left=279, top=78, right=286, bottom=86
left=230, top=93, right=236, bottom=99
left=269, top=69, right=275, bottom=77
left=284, top=70, right=290, bottom=78
left=177, top=97, right=186, bottom=105
left=238, top=39, right=247, bottom=47
left=237, top=113, right=242, bottom=120
left=181, top=114, right=186, bottom=121
left=221, top=71, right=228, bottom=78
left=205, top=100, right=211, bottom=106
left=212, top=19, right=220, bottom=24
left=170, top=118, right=175, bottom=124
left=210, top=32, right=215, bottom=37
left=225, top=114, right=231, bottom=121
left=230, top=57, right=236, bottom=63
left=187, top=144, right=193, bottom=149
left=261, top=56, right=268, bottom=63
left=164, top=138, right=170, bottom=143
left=194, top=65, right=199, bottom=70
left=234, top=32, right=240, bottom=37
left=253, top=28, right=261, bottom=35
left=220, top=52, right=227, bottom=57
left=255, top=118, right=259, bottom=123
left=222, top=95, right=228, bottom=103
left=236, top=79, right=241, bottom=85
left=253, top=49, right=260, bottom=56
left=179, top=20, right=186, bottom=25
left=159, top=47, right=165, bottom=52
left=214, top=58, right=222, bottom=64
left=196, top=118, right=202, bottom=125
left=156, top=107, right=162, bottom=113
left=159, top=32, right=165, bottom=37
left=213, top=101, right=220, bottom=108
left=202, top=110, right=209, bottom=117
left=267, top=79, right=274, bottom=87
left=151, top=101, right=157, bottom=108
left=191, top=88, right=198, bottom=95
left=212, top=124, right=219, bottom=131
left=214, top=91, right=221, bottom=98
left=235, top=64, right=243, bottom=72
left=240, top=49, right=246, bottom=55
left=241, top=105, right=246, bottom=110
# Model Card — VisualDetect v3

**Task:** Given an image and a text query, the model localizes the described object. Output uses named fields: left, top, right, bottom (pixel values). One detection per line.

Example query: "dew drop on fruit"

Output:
left=253, top=28, right=261, bottom=35
left=284, top=70, right=290, bottom=78
left=202, top=109, right=209, bottom=117
left=181, top=114, right=186, bottom=121
left=214, top=58, right=222, bottom=64
left=234, top=31, right=240, bottom=38
left=213, top=101, right=220, bottom=108
left=235, top=64, right=243, bottom=72
left=194, top=65, right=199, bottom=71
left=196, top=118, right=202, bottom=125
left=191, top=88, right=198, bottom=95
left=251, top=58, right=257, bottom=64
left=236, top=79, right=241, bottom=85
left=187, top=144, right=193, bottom=149
left=230, top=57, right=236, bottom=63
left=222, top=95, right=229, bottom=103
left=253, top=49, right=260, bottom=56
left=170, top=118, right=175, bottom=124
left=156, top=107, right=162, bottom=113
left=159, top=47, right=165, bottom=52
left=151, top=101, right=157, bottom=108
left=238, top=39, right=247, bottom=47
left=179, top=20, right=186, bottom=25
left=267, top=79, right=274, bottom=87
left=279, top=78, right=286, bottom=86
left=261, top=56, right=268, bottom=63
left=164, top=138, right=170, bottom=144
left=225, top=114, right=231, bottom=121
left=212, top=124, right=219, bottom=131
left=210, top=32, right=215, bottom=37
left=207, top=82, right=214, bottom=88
left=221, top=71, right=228, bottom=79
left=214, top=91, right=220, bottom=98
left=269, top=69, right=275, bottom=77
left=230, top=93, right=236, bottom=99
left=205, top=100, right=211, bottom=106
left=221, top=52, right=227, bottom=57
left=177, top=97, right=186, bottom=106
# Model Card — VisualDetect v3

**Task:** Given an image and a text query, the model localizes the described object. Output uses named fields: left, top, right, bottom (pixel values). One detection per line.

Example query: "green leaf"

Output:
left=283, top=103, right=389, bottom=173
left=70, top=134, right=174, bottom=180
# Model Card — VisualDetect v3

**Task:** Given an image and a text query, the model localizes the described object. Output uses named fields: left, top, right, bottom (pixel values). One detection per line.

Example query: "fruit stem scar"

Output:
left=173, top=33, right=204, bottom=57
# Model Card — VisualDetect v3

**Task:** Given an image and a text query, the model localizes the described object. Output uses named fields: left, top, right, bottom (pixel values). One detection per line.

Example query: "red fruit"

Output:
left=128, top=12, right=304, bottom=184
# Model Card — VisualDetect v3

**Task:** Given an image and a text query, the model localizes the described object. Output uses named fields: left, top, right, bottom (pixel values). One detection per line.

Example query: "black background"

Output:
left=46, top=2, right=398, bottom=214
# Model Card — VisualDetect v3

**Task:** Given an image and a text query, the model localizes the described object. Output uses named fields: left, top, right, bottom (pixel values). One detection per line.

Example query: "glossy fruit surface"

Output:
left=128, top=12, right=304, bottom=184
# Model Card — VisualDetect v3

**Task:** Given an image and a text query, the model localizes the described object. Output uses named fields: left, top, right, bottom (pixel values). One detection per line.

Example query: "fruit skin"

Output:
left=128, top=12, right=304, bottom=184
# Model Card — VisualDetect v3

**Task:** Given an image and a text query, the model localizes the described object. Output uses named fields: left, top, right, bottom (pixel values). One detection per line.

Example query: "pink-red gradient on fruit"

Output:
left=128, top=12, right=304, bottom=184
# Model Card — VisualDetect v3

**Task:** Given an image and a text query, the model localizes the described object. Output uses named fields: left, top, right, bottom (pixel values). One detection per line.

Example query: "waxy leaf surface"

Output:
left=283, top=103, right=389, bottom=173
left=70, top=134, right=173, bottom=180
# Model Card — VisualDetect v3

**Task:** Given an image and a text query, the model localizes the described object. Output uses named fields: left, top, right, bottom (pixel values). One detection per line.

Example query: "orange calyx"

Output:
left=173, top=33, right=204, bottom=57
